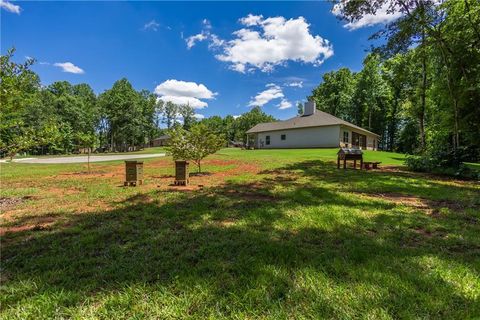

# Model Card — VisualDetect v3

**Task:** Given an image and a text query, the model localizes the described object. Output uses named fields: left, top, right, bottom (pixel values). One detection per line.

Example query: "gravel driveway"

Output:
left=9, top=153, right=166, bottom=164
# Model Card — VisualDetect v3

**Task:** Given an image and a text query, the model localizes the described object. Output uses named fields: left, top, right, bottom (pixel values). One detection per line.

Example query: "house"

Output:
left=246, top=102, right=380, bottom=150
left=150, top=135, right=170, bottom=147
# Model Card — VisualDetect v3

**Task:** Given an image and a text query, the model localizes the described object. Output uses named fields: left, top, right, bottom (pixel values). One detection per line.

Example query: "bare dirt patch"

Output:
left=154, top=159, right=262, bottom=190
left=165, top=185, right=204, bottom=192
left=0, top=197, right=25, bottom=210
left=0, top=196, right=36, bottom=211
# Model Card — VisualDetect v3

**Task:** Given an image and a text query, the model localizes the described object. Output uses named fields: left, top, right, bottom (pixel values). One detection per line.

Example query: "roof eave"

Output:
left=341, top=124, right=380, bottom=137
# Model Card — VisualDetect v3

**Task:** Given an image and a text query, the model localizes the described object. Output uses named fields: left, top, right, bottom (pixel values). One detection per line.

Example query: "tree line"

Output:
left=0, top=49, right=275, bottom=159
left=309, top=0, right=479, bottom=169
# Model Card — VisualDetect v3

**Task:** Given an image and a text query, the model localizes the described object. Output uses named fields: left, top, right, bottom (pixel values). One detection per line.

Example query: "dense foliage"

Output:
left=198, top=107, right=276, bottom=145
left=0, top=49, right=277, bottom=158
left=310, top=0, right=480, bottom=174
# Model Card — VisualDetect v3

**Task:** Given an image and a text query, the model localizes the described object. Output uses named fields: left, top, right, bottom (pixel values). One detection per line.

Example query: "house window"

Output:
left=343, top=131, right=349, bottom=143
left=281, top=134, right=286, bottom=141
left=266, top=135, right=270, bottom=145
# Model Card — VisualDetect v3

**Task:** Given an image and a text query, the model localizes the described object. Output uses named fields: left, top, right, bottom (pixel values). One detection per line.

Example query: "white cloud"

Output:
left=232, top=115, right=241, bottom=119
left=143, top=20, right=160, bottom=31
left=186, top=18, right=224, bottom=50
left=154, top=80, right=216, bottom=99
left=278, top=99, right=293, bottom=110
left=53, top=62, right=84, bottom=74
left=248, top=84, right=284, bottom=107
left=286, top=81, right=303, bottom=88
left=186, top=33, right=208, bottom=49
left=209, top=34, right=225, bottom=49
left=194, top=113, right=205, bottom=119
left=158, top=96, right=208, bottom=109
left=154, top=80, right=215, bottom=109
left=215, top=15, right=333, bottom=73
left=202, top=19, right=212, bottom=29
left=0, top=0, right=20, bottom=14
left=332, top=1, right=403, bottom=30
left=239, top=14, right=264, bottom=26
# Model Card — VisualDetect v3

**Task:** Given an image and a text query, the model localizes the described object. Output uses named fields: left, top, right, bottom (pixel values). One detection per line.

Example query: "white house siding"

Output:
left=256, top=125, right=341, bottom=149
left=366, top=135, right=377, bottom=150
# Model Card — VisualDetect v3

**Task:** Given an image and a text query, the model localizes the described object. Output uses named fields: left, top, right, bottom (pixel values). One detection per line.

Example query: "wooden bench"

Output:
left=363, top=161, right=381, bottom=170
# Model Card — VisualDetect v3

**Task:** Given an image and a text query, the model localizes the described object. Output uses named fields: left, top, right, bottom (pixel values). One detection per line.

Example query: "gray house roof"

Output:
left=246, top=111, right=380, bottom=137
left=153, top=135, right=170, bottom=140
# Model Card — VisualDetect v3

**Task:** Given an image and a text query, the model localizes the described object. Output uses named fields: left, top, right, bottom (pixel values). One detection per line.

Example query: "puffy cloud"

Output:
left=158, top=96, right=208, bottom=109
left=278, top=99, right=293, bottom=110
left=332, top=1, right=403, bottom=30
left=194, top=113, right=205, bottom=119
left=154, top=80, right=216, bottom=99
left=216, top=15, right=333, bottom=73
left=0, top=0, right=20, bottom=14
left=248, top=84, right=284, bottom=107
left=143, top=20, right=160, bottom=31
left=239, top=14, right=264, bottom=26
left=232, top=115, right=241, bottom=119
left=53, top=62, right=85, bottom=74
left=154, top=80, right=216, bottom=109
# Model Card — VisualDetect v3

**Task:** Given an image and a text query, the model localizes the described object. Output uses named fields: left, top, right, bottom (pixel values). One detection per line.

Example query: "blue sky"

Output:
left=1, top=1, right=395, bottom=120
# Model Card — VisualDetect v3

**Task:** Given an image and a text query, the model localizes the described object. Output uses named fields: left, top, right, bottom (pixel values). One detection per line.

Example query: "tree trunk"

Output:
left=368, top=109, right=372, bottom=131
left=419, top=32, right=427, bottom=152
left=389, top=98, right=398, bottom=151
left=197, top=160, right=201, bottom=173
left=439, top=45, right=460, bottom=153
left=111, top=130, right=114, bottom=152
left=453, top=99, right=460, bottom=151
left=87, top=148, right=91, bottom=174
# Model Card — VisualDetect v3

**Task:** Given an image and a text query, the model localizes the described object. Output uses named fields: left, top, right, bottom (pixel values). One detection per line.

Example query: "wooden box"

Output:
left=174, top=160, right=189, bottom=186
left=337, top=148, right=363, bottom=169
left=124, top=161, right=144, bottom=186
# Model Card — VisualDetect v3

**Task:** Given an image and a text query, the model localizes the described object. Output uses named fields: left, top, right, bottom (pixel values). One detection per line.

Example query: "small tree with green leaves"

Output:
left=76, top=132, right=97, bottom=173
left=167, top=124, right=224, bottom=173
left=0, top=128, right=36, bottom=160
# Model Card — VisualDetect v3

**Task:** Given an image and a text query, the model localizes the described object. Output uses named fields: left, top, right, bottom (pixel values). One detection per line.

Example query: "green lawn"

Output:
left=1, top=148, right=479, bottom=319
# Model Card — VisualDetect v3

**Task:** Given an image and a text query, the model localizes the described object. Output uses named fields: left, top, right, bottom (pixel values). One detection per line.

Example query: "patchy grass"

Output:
left=1, top=148, right=479, bottom=319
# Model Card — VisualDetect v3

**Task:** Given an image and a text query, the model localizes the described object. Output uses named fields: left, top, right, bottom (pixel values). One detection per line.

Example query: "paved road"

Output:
left=8, top=153, right=166, bottom=164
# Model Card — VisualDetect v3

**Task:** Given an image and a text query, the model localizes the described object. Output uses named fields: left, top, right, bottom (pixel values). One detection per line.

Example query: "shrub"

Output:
left=405, top=154, right=479, bottom=180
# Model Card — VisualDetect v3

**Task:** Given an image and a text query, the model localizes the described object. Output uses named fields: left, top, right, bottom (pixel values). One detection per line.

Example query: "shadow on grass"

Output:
left=269, top=160, right=480, bottom=199
left=2, top=160, right=479, bottom=318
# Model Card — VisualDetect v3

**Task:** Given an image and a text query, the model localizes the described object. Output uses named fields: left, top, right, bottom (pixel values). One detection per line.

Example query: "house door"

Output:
left=352, top=132, right=367, bottom=149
